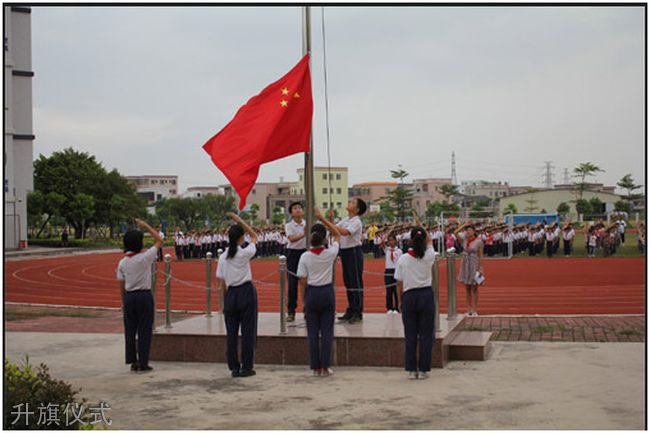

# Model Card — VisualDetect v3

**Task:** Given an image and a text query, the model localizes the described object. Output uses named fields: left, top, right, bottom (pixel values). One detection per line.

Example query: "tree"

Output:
left=32, top=148, right=144, bottom=238
left=556, top=202, right=571, bottom=216
left=248, top=203, right=260, bottom=224
left=572, top=162, right=604, bottom=200
left=614, top=200, right=633, bottom=213
left=588, top=197, right=604, bottom=215
left=69, top=193, right=95, bottom=239
left=437, top=184, right=459, bottom=203
left=271, top=206, right=285, bottom=225
left=201, top=194, right=236, bottom=227
left=384, top=165, right=414, bottom=222
left=575, top=199, right=592, bottom=217
left=425, top=201, right=460, bottom=220
left=617, top=174, right=643, bottom=201
left=504, top=203, right=518, bottom=214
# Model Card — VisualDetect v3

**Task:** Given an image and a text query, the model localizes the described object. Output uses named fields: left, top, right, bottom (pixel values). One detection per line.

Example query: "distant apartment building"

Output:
left=4, top=6, right=34, bottom=249
left=223, top=181, right=300, bottom=221
left=349, top=182, right=398, bottom=204
left=553, top=183, right=616, bottom=194
left=462, top=180, right=512, bottom=199
left=410, top=178, right=453, bottom=213
left=183, top=186, right=223, bottom=198
left=293, top=167, right=348, bottom=212
left=126, top=175, right=179, bottom=205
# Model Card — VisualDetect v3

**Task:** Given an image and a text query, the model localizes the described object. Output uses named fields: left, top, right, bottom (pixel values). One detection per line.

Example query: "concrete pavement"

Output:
left=4, top=332, right=645, bottom=430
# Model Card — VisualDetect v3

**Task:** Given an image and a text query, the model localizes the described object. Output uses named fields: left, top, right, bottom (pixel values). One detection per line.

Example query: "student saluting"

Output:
left=285, top=202, right=307, bottom=323
left=117, top=218, right=164, bottom=373
left=395, top=211, right=437, bottom=380
left=297, top=207, right=341, bottom=377
left=216, top=212, right=259, bottom=378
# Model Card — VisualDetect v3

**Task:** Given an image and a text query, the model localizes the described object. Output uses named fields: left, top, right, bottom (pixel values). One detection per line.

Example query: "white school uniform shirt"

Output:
left=373, top=234, right=383, bottom=245
left=394, top=246, right=437, bottom=292
left=158, top=231, right=165, bottom=240
left=494, top=231, right=503, bottom=242
left=296, top=241, right=340, bottom=286
left=563, top=229, right=575, bottom=241
left=384, top=246, right=403, bottom=270
left=116, top=247, right=158, bottom=292
left=216, top=244, right=257, bottom=287
left=337, top=216, right=363, bottom=249
left=212, top=233, right=218, bottom=243
left=285, top=219, right=307, bottom=250
left=554, top=227, right=561, bottom=238
left=618, top=221, right=626, bottom=234
left=545, top=232, right=555, bottom=242
left=174, top=232, right=183, bottom=245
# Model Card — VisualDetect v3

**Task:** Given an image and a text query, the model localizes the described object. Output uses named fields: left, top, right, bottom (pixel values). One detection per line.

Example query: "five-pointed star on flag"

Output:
left=280, top=100, right=288, bottom=107
left=281, top=87, right=290, bottom=95
left=293, top=92, right=300, bottom=98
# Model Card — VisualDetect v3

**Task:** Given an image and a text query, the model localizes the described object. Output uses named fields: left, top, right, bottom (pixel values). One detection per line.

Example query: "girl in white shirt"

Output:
left=394, top=213, right=437, bottom=380
left=216, top=212, right=258, bottom=378
left=382, top=233, right=403, bottom=314
left=297, top=208, right=341, bottom=377
left=116, top=218, right=163, bottom=373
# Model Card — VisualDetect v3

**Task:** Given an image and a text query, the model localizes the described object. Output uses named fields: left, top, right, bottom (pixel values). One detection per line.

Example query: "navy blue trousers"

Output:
left=305, top=284, right=335, bottom=370
left=384, top=268, right=399, bottom=311
left=224, top=281, right=258, bottom=372
left=123, top=290, right=155, bottom=368
left=340, top=246, right=364, bottom=316
left=286, top=249, right=306, bottom=315
left=401, top=287, right=435, bottom=373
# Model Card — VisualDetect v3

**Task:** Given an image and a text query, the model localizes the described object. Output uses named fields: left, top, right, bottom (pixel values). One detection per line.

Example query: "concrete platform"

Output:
left=150, top=312, right=485, bottom=368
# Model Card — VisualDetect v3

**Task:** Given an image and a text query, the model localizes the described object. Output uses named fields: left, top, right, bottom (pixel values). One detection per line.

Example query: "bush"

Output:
left=4, top=356, right=107, bottom=430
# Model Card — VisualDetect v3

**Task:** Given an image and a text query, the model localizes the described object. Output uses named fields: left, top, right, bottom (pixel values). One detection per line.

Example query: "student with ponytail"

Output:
left=296, top=207, right=341, bottom=377
left=216, top=212, right=259, bottom=378
left=394, top=211, right=437, bottom=380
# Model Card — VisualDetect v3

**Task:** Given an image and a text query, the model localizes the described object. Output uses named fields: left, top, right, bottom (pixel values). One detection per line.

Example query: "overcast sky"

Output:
left=32, top=5, right=645, bottom=193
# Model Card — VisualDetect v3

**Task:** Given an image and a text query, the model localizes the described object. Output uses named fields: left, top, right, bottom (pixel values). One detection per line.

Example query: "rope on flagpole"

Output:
left=322, top=7, right=334, bottom=211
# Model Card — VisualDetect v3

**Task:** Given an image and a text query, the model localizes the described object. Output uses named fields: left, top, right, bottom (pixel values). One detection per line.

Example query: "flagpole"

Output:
left=302, top=6, right=315, bottom=232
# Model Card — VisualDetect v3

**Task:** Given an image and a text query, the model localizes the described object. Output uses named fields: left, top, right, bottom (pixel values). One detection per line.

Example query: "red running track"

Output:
left=4, top=248, right=646, bottom=315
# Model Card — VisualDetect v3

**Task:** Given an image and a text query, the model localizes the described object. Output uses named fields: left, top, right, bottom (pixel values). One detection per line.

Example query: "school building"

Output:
left=4, top=6, right=34, bottom=250
left=126, top=175, right=179, bottom=205
left=183, top=186, right=224, bottom=198
left=293, top=167, right=348, bottom=213
left=498, top=188, right=622, bottom=218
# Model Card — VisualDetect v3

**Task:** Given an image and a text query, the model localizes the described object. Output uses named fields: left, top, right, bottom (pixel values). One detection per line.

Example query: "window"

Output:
left=152, top=179, right=157, bottom=184
left=336, top=173, right=341, bottom=180
left=323, top=202, right=328, bottom=208
left=170, top=189, right=176, bottom=194
left=171, top=180, right=176, bottom=185
left=299, top=174, right=303, bottom=181
left=330, top=188, right=334, bottom=193
left=386, top=188, right=391, bottom=194
left=337, top=202, right=342, bottom=208
left=156, top=194, right=162, bottom=201
left=336, top=188, right=342, bottom=194
left=322, top=174, right=327, bottom=180
left=322, top=188, right=328, bottom=194
left=422, top=184, right=428, bottom=192
left=329, top=173, right=334, bottom=180
left=300, top=189, right=303, bottom=194
left=197, top=192, right=201, bottom=197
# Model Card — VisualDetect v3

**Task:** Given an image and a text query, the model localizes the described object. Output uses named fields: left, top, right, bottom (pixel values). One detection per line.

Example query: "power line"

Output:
left=451, top=151, right=457, bottom=185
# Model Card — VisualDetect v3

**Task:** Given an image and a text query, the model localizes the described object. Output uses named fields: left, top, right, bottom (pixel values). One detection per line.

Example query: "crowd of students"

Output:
left=118, top=204, right=643, bottom=381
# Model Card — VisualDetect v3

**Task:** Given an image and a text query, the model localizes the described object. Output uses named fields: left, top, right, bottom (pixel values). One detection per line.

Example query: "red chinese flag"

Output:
left=202, top=55, right=313, bottom=210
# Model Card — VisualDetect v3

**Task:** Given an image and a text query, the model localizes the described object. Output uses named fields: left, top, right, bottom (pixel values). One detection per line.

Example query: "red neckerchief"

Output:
left=310, top=246, right=325, bottom=255
left=390, top=247, right=395, bottom=262
left=407, top=248, right=416, bottom=258
left=125, top=251, right=141, bottom=257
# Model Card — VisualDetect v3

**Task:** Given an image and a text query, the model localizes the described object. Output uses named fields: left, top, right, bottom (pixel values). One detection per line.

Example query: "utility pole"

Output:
left=542, top=161, right=555, bottom=189
left=451, top=151, right=457, bottom=185
left=563, top=168, right=570, bottom=185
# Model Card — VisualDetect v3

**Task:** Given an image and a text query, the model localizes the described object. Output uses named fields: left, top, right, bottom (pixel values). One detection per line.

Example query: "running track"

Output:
left=4, top=249, right=645, bottom=315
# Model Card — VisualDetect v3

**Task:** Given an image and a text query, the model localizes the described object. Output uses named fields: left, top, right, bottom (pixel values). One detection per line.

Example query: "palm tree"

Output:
left=573, top=162, right=604, bottom=200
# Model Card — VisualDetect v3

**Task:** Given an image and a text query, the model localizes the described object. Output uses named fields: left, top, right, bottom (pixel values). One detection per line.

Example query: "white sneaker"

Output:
left=312, top=369, right=321, bottom=377
left=418, top=371, right=430, bottom=380
left=321, top=368, right=334, bottom=377
left=408, top=371, right=419, bottom=380
left=387, top=311, right=392, bottom=315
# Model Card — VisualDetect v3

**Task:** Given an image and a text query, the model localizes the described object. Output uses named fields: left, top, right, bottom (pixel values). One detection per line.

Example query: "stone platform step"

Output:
left=447, top=331, right=493, bottom=361
left=150, top=313, right=472, bottom=368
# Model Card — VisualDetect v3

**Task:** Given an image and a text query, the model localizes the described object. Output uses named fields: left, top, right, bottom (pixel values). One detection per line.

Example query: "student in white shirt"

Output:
left=562, top=223, right=575, bottom=256
left=545, top=226, right=555, bottom=258
left=333, top=197, right=367, bottom=324
left=297, top=207, right=341, bottom=377
left=216, top=212, right=259, bottom=378
left=156, top=225, right=165, bottom=262
left=116, top=218, right=163, bottom=373
left=394, top=212, right=437, bottom=380
left=174, top=228, right=184, bottom=261
left=618, top=219, right=627, bottom=244
left=382, top=233, right=403, bottom=314
left=285, top=202, right=306, bottom=323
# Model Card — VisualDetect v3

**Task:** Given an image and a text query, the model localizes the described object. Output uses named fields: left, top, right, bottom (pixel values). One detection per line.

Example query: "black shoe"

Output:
left=231, top=370, right=241, bottom=378
left=138, top=365, right=153, bottom=373
left=130, top=363, right=139, bottom=372
left=338, top=313, right=352, bottom=321
left=348, top=315, right=362, bottom=324
left=239, top=369, right=256, bottom=377
left=287, top=314, right=295, bottom=323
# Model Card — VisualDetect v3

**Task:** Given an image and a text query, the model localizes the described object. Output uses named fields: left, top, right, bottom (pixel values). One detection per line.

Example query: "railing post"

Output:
left=164, top=254, right=172, bottom=329
left=150, top=262, right=157, bottom=328
left=431, top=256, right=440, bottom=332
left=205, top=252, right=213, bottom=317
left=216, top=249, right=223, bottom=313
left=279, top=255, right=287, bottom=334
left=446, top=253, right=457, bottom=319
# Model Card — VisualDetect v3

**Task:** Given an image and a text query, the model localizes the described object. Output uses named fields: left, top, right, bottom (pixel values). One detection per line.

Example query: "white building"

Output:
left=125, top=175, right=179, bottom=205
left=4, top=6, right=34, bottom=250
left=183, top=186, right=224, bottom=198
